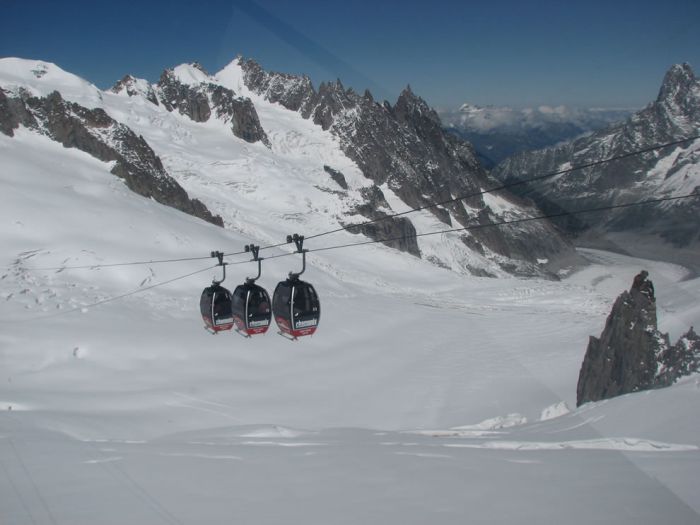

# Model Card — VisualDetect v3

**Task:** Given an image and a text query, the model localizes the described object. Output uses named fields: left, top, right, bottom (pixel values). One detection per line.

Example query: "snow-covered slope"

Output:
left=1, top=58, right=699, bottom=524
left=0, top=57, right=103, bottom=106
left=1, top=105, right=700, bottom=523
left=1, top=57, right=575, bottom=278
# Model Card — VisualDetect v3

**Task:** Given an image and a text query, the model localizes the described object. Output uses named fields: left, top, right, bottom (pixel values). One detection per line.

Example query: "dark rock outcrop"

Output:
left=656, top=327, right=700, bottom=386
left=238, top=59, right=315, bottom=112
left=0, top=89, right=223, bottom=227
left=323, top=165, right=348, bottom=190
left=349, top=186, right=420, bottom=256
left=157, top=69, right=212, bottom=123
left=577, top=271, right=700, bottom=406
left=209, top=85, right=269, bottom=146
left=0, top=87, right=35, bottom=135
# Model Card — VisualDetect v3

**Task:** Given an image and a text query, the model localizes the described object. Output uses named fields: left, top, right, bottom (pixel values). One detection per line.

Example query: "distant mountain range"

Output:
left=440, top=104, right=634, bottom=167
left=491, top=63, right=700, bottom=267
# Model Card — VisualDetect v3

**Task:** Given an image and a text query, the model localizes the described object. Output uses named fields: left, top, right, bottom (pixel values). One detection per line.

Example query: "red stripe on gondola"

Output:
left=290, top=326, right=317, bottom=338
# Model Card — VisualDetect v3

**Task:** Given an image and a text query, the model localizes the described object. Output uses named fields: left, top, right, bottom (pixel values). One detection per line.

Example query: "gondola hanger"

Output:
left=245, top=244, right=262, bottom=284
left=232, top=244, right=272, bottom=337
left=286, top=234, right=307, bottom=279
left=200, top=250, right=234, bottom=334
left=211, top=250, right=227, bottom=285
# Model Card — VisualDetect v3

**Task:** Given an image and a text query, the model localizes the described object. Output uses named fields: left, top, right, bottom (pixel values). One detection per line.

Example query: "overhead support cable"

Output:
left=264, top=192, right=700, bottom=259
left=0, top=264, right=219, bottom=323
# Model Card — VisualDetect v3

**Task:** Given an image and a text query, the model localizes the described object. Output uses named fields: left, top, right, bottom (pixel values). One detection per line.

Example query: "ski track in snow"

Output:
left=84, top=456, right=123, bottom=465
left=442, top=438, right=698, bottom=452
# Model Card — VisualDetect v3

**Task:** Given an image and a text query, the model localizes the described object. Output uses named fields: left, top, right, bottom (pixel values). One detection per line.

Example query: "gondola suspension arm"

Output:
left=287, top=234, right=307, bottom=279
left=211, top=250, right=227, bottom=284
left=245, top=244, right=263, bottom=284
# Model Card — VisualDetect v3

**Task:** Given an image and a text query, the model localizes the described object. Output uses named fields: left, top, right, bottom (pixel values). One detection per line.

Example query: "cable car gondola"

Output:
left=232, top=245, right=271, bottom=337
left=273, top=278, right=320, bottom=338
left=200, top=251, right=234, bottom=333
left=272, top=235, right=320, bottom=339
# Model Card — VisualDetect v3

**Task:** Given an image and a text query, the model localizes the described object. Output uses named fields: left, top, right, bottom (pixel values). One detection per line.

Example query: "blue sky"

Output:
left=2, top=0, right=699, bottom=109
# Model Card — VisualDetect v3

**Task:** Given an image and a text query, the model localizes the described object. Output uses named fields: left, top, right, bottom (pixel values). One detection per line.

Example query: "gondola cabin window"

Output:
left=213, top=290, right=233, bottom=324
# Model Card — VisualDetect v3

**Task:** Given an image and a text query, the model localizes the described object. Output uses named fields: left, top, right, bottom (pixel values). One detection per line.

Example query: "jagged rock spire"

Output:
left=577, top=271, right=700, bottom=406
left=657, top=63, right=696, bottom=104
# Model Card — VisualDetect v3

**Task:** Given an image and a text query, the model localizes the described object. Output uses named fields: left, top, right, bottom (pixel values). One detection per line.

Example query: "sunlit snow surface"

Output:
left=1, top=62, right=700, bottom=524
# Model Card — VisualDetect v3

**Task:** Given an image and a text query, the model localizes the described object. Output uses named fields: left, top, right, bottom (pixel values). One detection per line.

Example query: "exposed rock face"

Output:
left=237, top=59, right=575, bottom=277
left=0, top=87, right=34, bottom=134
left=0, top=89, right=223, bottom=227
left=576, top=271, right=700, bottom=406
left=238, top=59, right=315, bottom=112
left=493, top=63, right=700, bottom=248
left=209, top=85, right=269, bottom=146
left=350, top=186, right=420, bottom=256
left=157, top=68, right=212, bottom=123
left=657, top=327, right=700, bottom=386
left=323, top=165, right=348, bottom=190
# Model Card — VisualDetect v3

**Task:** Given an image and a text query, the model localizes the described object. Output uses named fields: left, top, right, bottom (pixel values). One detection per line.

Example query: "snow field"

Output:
left=1, top=58, right=700, bottom=524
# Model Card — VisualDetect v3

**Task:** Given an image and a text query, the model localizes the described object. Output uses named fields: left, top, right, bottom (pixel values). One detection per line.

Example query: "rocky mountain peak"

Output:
left=112, top=74, right=135, bottom=89
left=396, top=84, right=421, bottom=107
left=577, top=271, right=700, bottom=406
left=394, top=86, right=442, bottom=128
left=237, top=57, right=315, bottom=112
left=190, top=62, right=208, bottom=74
left=656, top=62, right=699, bottom=116
left=658, top=63, right=696, bottom=98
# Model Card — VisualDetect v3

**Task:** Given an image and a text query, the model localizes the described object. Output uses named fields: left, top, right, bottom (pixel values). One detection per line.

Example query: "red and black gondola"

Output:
left=200, top=283, right=234, bottom=333
left=272, top=278, right=320, bottom=338
left=272, top=234, right=320, bottom=339
left=232, top=282, right=271, bottom=336
left=200, top=251, right=234, bottom=333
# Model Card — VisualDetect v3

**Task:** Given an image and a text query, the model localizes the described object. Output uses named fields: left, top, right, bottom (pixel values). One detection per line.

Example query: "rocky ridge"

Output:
left=492, top=63, right=700, bottom=249
left=113, top=63, right=270, bottom=147
left=235, top=58, right=575, bottom=277
left=0, top=86, right=222, bottom=226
